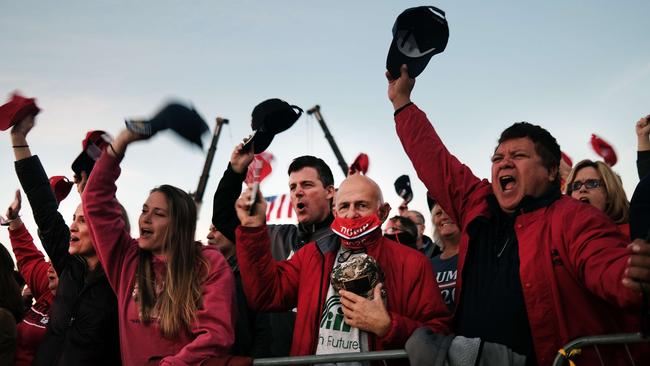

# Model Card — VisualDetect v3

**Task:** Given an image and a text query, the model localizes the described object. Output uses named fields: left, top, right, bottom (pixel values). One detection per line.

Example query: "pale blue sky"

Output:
left=2, top=1, right=650, bottom=259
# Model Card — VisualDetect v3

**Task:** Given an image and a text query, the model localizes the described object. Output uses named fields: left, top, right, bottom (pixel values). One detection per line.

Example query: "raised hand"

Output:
left=636, top=115, right=650, bottom=152
left=2, top=190, right=23, bottom=229
left=10, top=114, right=36, bottom=139
left=230, top=140, right=255, bottom=174
left=235, top=185, right=267, bottom=228
left=386, top=64, right=415, bottom=111
left=108, top=128, right=148, bottom=158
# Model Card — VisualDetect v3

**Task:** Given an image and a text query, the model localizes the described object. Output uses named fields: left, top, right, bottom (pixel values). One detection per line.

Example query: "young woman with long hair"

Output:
left=82, top=128, right=235, bottom=365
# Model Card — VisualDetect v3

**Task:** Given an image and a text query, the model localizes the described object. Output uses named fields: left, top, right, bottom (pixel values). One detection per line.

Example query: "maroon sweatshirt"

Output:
left=83, top=152, right=235, bottom=366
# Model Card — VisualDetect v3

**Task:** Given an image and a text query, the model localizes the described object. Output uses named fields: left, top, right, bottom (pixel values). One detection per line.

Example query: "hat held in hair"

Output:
left=0, top=92, right=40, bottom=131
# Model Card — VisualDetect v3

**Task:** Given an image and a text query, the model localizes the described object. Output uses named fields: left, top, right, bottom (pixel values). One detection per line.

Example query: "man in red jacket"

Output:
left=234, top=173, right=450, bottom=358
left=386, top=64, right=650, bottom=365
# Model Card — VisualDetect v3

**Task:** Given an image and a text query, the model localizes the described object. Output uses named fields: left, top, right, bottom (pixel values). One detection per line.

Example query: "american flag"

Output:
left=264, top=194, right=297, bottom=224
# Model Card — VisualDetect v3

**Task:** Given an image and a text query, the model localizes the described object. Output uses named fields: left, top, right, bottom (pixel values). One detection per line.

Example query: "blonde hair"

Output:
left=565, top=159, right=629, bottom=224
left=136, top=185, right=208, bottom=339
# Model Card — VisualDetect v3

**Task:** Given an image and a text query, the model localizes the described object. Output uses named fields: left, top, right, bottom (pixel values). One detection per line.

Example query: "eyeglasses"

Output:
left=569, top=179, right=603, bottom=192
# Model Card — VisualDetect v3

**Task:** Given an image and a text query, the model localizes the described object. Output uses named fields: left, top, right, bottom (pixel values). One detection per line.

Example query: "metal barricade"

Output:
left=253, top=350, right=408, bottom=366
left=552, top=332, right=650, bottom=366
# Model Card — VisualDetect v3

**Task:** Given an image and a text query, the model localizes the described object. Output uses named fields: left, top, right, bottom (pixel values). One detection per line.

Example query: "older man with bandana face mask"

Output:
left=387, top=64, right=650, bottom=366
left=234, top=173, right=450, bottom=360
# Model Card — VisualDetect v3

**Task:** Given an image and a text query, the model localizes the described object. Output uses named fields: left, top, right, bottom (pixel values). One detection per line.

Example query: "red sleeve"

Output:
left=9, top=224, right=51, bottom=299
left=379, top=253, right=452, bottom=347
left=564, top=203, right=642, bottom=309
left=161, top=247, right=236, bottom=365
left=395, top=104, right=487, bottom=228
left=235, top=225, right=302, bottom=312
left=82, top=152, right=138, bottom=295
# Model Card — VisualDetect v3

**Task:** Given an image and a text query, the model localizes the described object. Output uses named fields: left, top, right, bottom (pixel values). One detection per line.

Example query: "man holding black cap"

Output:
left=387, top=64, right=650, bottom=365
left=212, top=142, right=336, bottom=356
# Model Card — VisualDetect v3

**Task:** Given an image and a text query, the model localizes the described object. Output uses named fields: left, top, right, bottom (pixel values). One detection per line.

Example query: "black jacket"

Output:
left=15, top=156, right=120, bottom=366
left=227, top=255, right=273, bottom=357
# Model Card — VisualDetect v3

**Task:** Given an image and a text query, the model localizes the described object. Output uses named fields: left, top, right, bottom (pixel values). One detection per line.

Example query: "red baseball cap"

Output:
left=71, top=130, right=112, bottom=177
left=49, top=176, right=74, bottom=204
left=0, top=92, right=40, bottom=131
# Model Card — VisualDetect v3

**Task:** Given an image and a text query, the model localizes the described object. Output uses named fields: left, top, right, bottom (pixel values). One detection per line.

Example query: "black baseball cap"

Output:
left=247, top=98, right=302, bottom=153
left=386, top=6, right=449, bottom=79
left=394, top=174, right=413, bottom=203
left=125, top=102, right=209, bottom=148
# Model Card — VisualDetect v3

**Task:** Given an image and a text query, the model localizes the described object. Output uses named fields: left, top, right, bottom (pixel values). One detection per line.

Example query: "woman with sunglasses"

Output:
left=82, top=128, right=235, bottom=365
left=565, top=159, right=630, bottom=237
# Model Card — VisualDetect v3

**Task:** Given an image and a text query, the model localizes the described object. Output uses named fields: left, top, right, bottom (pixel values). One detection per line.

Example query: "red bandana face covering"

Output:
left=331, top=214, right=383, bottom=250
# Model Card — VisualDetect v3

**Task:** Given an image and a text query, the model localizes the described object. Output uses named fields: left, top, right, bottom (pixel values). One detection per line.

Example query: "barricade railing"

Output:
left=249, top=332, right=650, bottom=366
left=253, top=350, right=408, bottom=366
left=552, top=332, right=650, bottom=366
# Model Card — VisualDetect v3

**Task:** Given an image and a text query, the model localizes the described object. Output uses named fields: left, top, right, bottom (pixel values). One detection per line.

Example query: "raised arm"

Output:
left=636, top=114, right=650, bottom=179
left=82, top=129, right=144, bottom=291
left=387, top=65, right=487, bottom=228
left=234, top=187, right=301, bottom=312
left=10, top=116, right=71, bottom=273
left=6, top=191, right=51, bottom=299
left=211, top=142, right=253, bottom=244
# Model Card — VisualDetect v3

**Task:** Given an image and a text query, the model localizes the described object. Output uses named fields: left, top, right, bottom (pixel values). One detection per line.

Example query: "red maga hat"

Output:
left=0, top=92, right=40, bottom=131
left=71, top=130, right=112, bottom=177
left=590, top=134, right=617, bottom=166
left=49, top=176, right=74, bottom=204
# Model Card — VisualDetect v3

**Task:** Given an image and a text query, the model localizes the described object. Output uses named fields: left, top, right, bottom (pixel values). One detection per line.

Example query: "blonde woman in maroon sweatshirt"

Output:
left=82, top=128, right=235, bottom=365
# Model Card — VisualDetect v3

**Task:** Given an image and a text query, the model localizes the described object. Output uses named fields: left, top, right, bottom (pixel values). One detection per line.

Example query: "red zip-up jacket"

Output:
left=9, top=225, right=53, bottom=366
left=83, top=152, right=236, bottom=366
left=395, top=103, right=644, bottom=365
left=235, top=225, right=450, bottom=357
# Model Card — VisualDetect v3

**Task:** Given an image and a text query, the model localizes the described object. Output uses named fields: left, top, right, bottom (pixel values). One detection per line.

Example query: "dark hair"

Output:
left=497, top=122, right=561, bottom=181
left=389, top=216, right=419, bottom=238
left=406, top=210, right=425, bottom=226
left=0, top=244, right=24, bottom=322
left=288, top=155, right=334, bottom=188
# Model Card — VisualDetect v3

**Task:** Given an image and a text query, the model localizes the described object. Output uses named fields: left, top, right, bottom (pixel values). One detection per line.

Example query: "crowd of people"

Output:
left=0, top=66, right=649, bottom=366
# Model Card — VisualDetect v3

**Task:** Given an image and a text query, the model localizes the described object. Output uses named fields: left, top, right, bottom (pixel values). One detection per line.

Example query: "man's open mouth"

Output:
left=499, top=175, right=516, bottom=191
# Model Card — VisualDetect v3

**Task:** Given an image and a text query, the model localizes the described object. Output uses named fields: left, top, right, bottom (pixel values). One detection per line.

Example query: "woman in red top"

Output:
left=565, top=159, right=630, bottom=238
left=82, top=128, right=235, bottom=365
left=5, top=190, right=57, bottom=366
